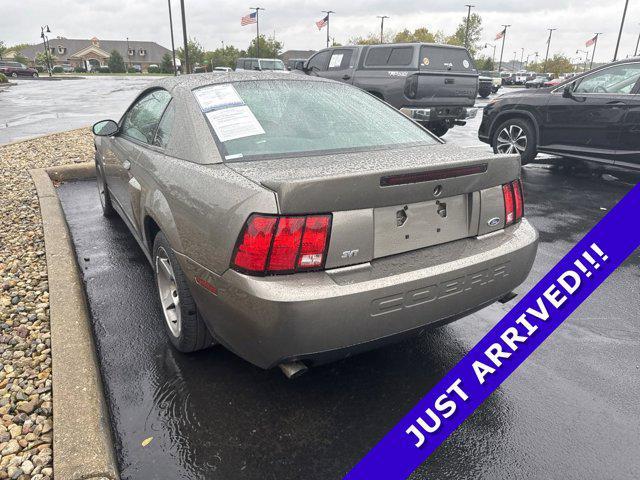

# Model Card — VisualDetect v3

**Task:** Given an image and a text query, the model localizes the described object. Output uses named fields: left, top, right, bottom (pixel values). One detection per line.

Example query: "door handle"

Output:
left=122, top=160, right=131, bottom=170
left=606, top=100, right=626, bottom=106
left=342, top=74, right=351, bottom=80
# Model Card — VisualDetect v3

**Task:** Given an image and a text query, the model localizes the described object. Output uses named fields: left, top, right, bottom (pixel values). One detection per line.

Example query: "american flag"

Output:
left=241, top=11, right=257, bottom=26
left=495, top=28, right=506, bottom=41
left=316, top=15, right=328, bottom=30
left=586, top=35, right=597, bottom=47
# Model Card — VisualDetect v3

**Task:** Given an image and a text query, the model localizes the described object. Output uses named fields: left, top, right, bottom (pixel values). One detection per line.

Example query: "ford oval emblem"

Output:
left=488, top=217, right=501, bottom=227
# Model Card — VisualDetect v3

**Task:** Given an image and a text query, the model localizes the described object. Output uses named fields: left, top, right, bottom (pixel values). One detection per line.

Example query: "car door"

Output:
left=108, top=89, right=172, bottom=228
left=542, top=63, right=640, bottom=163
left=320, top=48, right=356, bottom=84
left=305, top=50, right=331, bottom=77
left=615, top=74, right=640, bottom=168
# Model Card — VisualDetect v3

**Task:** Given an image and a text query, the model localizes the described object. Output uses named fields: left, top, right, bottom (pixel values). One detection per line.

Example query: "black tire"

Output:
left=94, top=157, right=115, bottom=217
left=11, top=72, right=17, bottom=78
left=153, top=231, right=215, bottom=353
left=32, top=72, right=39, bottom=78
left=426, top=122, right=449, bottom=137
left=492, top=118, right=538, bottom=165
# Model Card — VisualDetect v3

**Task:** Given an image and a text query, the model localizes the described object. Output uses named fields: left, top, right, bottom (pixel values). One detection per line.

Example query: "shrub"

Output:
left=126, top=67, right=138, bottom=73
left=52, top=65, right=64, bottom=73
left=108, top=50, right=126, bottom=73
left=0, top=73, right=8, bottom=83
left=98, top=66, right=111, bottom=73
left=147, top=65, right=160, bottom=73
left=35, top=65, right=44, bottom=73
left=74, top=66, right=87, bottom=73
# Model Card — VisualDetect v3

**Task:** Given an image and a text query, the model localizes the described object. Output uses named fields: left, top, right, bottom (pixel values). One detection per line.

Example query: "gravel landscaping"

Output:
left=0, top=129, right=93, bottom=480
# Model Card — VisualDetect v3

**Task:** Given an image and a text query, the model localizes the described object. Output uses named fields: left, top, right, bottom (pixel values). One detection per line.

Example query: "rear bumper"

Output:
left=400, top=106, right=477, bottom=122
left=178, top=219, right=538, bottom=369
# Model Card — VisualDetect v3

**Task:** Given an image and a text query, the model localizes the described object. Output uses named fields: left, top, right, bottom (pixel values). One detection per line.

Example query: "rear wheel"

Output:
left=95, top=158, right=115, bottom=217
left=153, top=232, right=215, bottom=353
left=11, top=72, right=17, bottom=78
left=492, top=118, right=537, bottom=164
left=426, top=121, right=449, bottom=137
left=32, top=72, right=38, bottom=78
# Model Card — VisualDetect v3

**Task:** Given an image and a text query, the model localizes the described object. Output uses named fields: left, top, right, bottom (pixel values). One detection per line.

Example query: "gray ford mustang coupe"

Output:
left=92, top=72, right=538, bottom=377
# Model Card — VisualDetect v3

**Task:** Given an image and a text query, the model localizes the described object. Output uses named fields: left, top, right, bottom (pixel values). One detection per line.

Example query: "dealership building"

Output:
left=15, top=37, right=171, bottom=72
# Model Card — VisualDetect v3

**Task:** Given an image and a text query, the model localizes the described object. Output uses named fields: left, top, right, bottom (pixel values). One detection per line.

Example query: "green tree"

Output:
left=177, top=38, right=205, bottom=71
left=529, top=55, right=575, bottom=75
left=160, top=52, right=175, bottom=73
left=246, top=35, right=283, bottom=58
left=475, top=56, right=494, bottom=71
left=35, top=51, right=56, bottom=66
left=0, top=41, right=6, bottom=60
left=13, top=52, right=29, bottom=65
left=447, top=13, right=483, bottom=56
left=108, top=50, right=126, bottom=73
left=347, top=33, right=381, bottom=45
left=204, top=45, right=244, bottom=69
left=393, top=27, right=441, bottom=44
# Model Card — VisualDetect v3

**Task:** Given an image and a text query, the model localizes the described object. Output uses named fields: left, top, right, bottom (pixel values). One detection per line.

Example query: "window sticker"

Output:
left=193, top=84, right=244, bottom=112
left=329, top=53, right=344, bottom=68
left=205, top=106, right=265, bottom=142
left=463, top=59, right=470, bottom=69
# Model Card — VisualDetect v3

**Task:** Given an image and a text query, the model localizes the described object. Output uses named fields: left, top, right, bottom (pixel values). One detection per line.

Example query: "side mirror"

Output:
left=92, top=119, right=118, bottom=137
left=562, top=84, right=574, bottom=99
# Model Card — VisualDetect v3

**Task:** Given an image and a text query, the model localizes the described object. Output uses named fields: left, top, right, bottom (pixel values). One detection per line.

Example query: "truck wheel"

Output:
left=153, top=231, right=215, bottom=353
left=426, top=122, right=449, bottom=137
left=479, top=91, right=490, bottom=99
left=492, top=118, right=537, bottom=164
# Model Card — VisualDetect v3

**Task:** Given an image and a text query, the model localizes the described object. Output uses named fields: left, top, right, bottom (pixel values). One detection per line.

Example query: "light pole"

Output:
left=464, top=5, right=475, bottom=48
left=179, top=0, right=189, bottom=74
left=126, top=37, right=131, bottom=72
left=40, top=25, right=52, bottom=77
left=497, top=24, right=510, bottom=72
left=167, top=0, right=178, bottom=75
left=543, top=28, right=556, bottom=72
left=322, top=10, right=335, bottom=48
left=590, top=33, right=602, bottom=69
left=484, top=43, right=497, bottom=68
left=520, top=47, right=524, bottom=65
left=635, top=24, right=640, bottom=56
left=377, top=15, right=389, bottom=44
left=614, top=0, right=629, bottom=61
left=576, top=49, right=589, bottom=71
left=250, top=7, right=265, bottom=57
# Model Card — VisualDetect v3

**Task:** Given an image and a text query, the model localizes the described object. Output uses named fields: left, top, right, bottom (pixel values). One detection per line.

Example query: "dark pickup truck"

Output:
left=302, top=43, right=480, bottom=136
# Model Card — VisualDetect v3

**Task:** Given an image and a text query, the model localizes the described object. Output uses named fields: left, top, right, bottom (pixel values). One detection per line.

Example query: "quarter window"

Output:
left=121, top=90, right=172, bottom=144
left=365, top=47, right=413, bottom=67
left=573, top=63, right=640, bottom=94
left=153, top=101, right=175, bottom=148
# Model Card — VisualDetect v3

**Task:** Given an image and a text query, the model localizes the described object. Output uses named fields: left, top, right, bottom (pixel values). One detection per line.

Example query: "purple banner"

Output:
left=346, top=183, right=640, bottom=480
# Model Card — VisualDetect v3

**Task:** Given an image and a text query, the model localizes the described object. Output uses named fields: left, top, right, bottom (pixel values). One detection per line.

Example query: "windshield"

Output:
left=193, top=80, right=437, bottom=161
left=259, top=60, right=285, bottom=71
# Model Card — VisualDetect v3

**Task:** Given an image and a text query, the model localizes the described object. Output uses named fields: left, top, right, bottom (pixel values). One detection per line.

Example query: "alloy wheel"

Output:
left=496, top=124, right=528, bottom=155
left=155, top=247, right=181, bottom=338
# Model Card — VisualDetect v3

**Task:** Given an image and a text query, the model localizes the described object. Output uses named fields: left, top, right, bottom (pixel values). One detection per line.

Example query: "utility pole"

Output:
left=377, top=15, right=389, bottom=44
left=512, top=51, right=517, bottom=72
left=250, top=7, right=264, bottom=57
left=614, top=0, right=629, bottom=61
left=322, top=11, right=334, bottom=48
left=590, top=33, right=602, bottom=69
left=635, top=25, right=640, bottom=56
left=179, top=0, right=189, bottom=74
left=520, top=47, right=524, bottom=65
left=497, top=25, right=510, bottom=72
left=167, top=0, right=177, bottom=75
left=126, top=37, right=131, bottom=72
left=543, top=28, right=556, bottom=72
left=464, top=5, right=475, bottom=48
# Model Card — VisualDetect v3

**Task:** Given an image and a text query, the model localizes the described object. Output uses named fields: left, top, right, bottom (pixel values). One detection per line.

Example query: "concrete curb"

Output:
left=30, top=167, right=119, bottom=480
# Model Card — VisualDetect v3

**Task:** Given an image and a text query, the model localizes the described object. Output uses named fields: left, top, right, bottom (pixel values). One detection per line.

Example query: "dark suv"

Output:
left=0, top=61, right=39, bottom=78
left=479, top=58, right=640, bottom=169
left=303, top=43, right=479, bottom=136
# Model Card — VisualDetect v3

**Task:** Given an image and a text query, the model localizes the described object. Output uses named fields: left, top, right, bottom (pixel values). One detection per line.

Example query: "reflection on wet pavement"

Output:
left=57, top=161, right=639, bottom=479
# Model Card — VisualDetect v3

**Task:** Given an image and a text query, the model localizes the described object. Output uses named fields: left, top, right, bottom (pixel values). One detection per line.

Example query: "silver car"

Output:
left=92, top=72, right=538, bottom=376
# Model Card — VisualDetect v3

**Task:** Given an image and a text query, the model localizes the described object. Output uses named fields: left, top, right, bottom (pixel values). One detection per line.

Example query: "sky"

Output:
left=2, top=0, right=640, bottom=64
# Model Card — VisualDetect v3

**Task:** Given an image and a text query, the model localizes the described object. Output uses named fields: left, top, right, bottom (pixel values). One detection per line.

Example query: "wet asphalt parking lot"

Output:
left=7, top=76, right=639, bottom=479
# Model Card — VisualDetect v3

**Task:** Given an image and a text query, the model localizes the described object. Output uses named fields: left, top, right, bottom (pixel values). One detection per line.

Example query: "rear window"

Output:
left=260, top=59, right=285, bottom=71
left=419, top=46, right=476, bottom=72
left=192, top=80, right=437, bottom=161
left=365, top=47, right=413, bottom=67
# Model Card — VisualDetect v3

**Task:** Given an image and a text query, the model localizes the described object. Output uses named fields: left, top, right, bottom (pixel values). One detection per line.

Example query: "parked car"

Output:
left=478, top=75, right=494, bottom=98
left=91, top=72, right=538, bottom=375
left=0, top=61, right=38, bottom=78
left=501, top=72, right=516, bottom=85
left=525, top=75, right=551, bottom=88
left=302, top=43, right=480, bottom=137
left=480, top=70, right=502, bottom=93
left=214, top=66, right=232, bottom=72
left=479, top=58, right=640, bottom=168
left=287, top=58, right=307, bottom=71
left=235, top=58, right=287, bottom=71
left=543, top=77, right=562, bottom=87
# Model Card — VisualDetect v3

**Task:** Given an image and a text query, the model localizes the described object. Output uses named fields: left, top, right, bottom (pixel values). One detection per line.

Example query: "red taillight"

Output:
left=232, top=214, right=332, bottom=275
left=502, top=179, right=524, bottom=226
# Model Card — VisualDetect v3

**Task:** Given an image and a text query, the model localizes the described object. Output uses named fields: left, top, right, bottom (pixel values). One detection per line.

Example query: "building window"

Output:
left=139, top=49, right=147, bottom=56
left=57, top=46, right=66, bottom=54
left=128, top=49, right=135, bottom=56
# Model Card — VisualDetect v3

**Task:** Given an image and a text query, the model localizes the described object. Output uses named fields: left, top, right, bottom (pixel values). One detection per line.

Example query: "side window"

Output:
left=121, top=90, right=171, bottom=144
left=573, top=64, right=640, bottom=94
left=387, top=48, right=413, bottom=66
left=153, top=101, right=175, bottom=148
left=328, top=49, right=353, bottom=70
left=250, top=59, right=259, bottom=70
left=365, top=47, right=392, bottom=67
left=307, top=50, right=331, bottom=71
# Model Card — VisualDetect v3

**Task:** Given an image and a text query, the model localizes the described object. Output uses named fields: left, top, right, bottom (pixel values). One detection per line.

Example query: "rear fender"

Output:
left=143, top=189, right=183, bottom=257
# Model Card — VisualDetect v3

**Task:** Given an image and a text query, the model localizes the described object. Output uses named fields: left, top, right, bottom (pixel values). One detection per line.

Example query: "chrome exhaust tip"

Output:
left=279, top=361, right=308, bottom=379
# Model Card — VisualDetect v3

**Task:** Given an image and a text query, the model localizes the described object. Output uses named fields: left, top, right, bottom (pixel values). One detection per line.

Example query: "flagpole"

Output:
left=250, top=7, right=264, bottom=58
left=543, top=28, right=556, bottom=73
left=179, top=0, right=189, bottom=74
left=167, top=0, right=177, bottom=75
left=613, top=0, right=629, bottom=61
left=590, top=33, right=602, bottom=70
left=322, top=10, right=334, bottom=48
left=497, top=24, right=510, bottom=72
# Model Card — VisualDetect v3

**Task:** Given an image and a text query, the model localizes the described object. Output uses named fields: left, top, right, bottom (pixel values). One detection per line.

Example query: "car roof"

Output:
left=149, top=71, right=335, bottom=91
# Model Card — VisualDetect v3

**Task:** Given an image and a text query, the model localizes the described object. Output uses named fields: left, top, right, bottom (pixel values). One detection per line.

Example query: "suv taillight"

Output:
left=502, top=179, right=524, bottom=226
left=232, top=214, right=332, bottom=275
left=404, top=74, right=418, bottom=99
